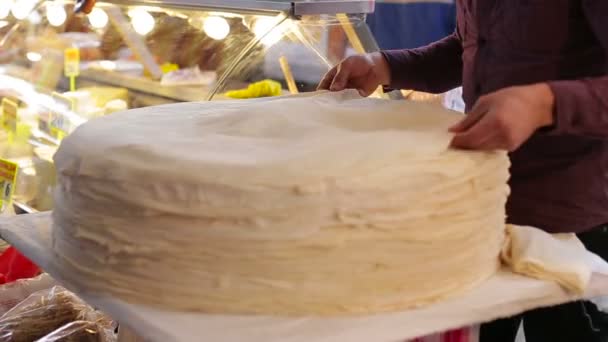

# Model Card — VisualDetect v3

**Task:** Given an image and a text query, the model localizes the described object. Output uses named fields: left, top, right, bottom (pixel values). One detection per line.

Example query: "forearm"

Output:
left=547, top=76, right=608, bottom=137
left=546, top=0, right=608, bottom=137
left=380, top=32, right=463, bottom=93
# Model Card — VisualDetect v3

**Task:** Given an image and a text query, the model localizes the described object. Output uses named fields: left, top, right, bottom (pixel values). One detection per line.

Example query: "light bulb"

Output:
left=88, top=7, right=108, bottom=29
left=203, top=16, right=229, bottom=40
left=46, top=2, right=66, bottom=27
left=27, top=9, right=41, bottom=24
left=128, top=8, right=155, bottom=35
left=11, top=0, right=36, bottom=20
left=0, top=1, right=13, bottom=19
left=253, top=16, right=286, bottom=47
left=26, top=52, right=42, bottom=62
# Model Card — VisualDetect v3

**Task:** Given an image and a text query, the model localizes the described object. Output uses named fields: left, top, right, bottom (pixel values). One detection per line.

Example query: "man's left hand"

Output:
left=449, top=83, right=555, bottom=151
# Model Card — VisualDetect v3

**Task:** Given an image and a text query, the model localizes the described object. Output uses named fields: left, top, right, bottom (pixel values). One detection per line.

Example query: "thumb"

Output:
left=330, top=63, right=351, bottom=91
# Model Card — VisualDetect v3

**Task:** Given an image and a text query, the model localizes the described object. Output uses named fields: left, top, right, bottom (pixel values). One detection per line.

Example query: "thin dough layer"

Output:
left=52, top=91, right=510, bottom=316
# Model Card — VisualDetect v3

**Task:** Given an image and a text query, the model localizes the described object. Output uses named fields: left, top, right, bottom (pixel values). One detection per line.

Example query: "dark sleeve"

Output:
left=546, top=0, right=608, bottom=137
left=380, top=31, right=463, bottom=94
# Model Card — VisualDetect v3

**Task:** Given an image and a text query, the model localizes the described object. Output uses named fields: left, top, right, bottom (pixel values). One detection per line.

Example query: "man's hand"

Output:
left=450, top=84, right=555, bottom=151
left=318, top=52, right=391, bottom=97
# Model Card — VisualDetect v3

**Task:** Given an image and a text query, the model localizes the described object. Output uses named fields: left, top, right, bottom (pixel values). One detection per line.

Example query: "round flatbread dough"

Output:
left=52, top=90, right=510, bottom=315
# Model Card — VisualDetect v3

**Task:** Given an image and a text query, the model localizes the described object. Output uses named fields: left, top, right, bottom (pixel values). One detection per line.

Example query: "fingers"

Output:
left=450, top=114, right=496, bottom=150
left=358, top=76, right=379, bottom=97
left=451, top=111, right=520, bottom=151
left=317, top=66, right=337, bottom=91
left=317, top=61, right=352, bottom=92
left=448, top=96, right=490, bottom=133
left=450, top=89, right=532, bottom=151
left=318, top=55, right=378, bottom=96
left=330, top=62, right=351, bottom=91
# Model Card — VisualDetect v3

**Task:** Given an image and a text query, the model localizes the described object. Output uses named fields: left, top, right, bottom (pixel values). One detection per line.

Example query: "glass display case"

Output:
left=0, top=0, right=387, bottom=213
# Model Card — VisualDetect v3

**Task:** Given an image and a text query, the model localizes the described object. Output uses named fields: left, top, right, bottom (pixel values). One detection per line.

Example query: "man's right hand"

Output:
left=317, top=52, right=391, bottom=97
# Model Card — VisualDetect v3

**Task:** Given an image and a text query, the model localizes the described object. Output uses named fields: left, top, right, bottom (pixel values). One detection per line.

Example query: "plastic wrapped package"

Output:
left=31, top=154, right=57, bottom=212
left=11, top=157, right=39, bottom=206
left=0, top=124, right=33, bottom=160
left=9, top=144, right=58, bottom=211
left=38, top=320, right=116, bottom=342
left=225, top=79, right=282, bottom=98
left=0, top=286, right=102, bottom=342
left=77, top=87, right=129, bottom=109
left=0, top=273, right=55, bottom=316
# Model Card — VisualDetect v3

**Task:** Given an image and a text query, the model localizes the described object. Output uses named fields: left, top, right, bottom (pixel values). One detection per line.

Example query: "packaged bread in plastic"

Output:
left=37, top=320, right=116, bottom=342
left=0, top=286, right=95, bottom=342
left=0, top=273, right=55, bottom=316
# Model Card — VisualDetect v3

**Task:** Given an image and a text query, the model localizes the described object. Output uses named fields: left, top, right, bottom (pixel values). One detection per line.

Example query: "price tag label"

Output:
left=64, top=48, right=80, bottom=77
left=49, top=92, right=75, bottom=141
left=0, top=159, right=18, bottom=213
left=1, top=97, right=18, bottom=133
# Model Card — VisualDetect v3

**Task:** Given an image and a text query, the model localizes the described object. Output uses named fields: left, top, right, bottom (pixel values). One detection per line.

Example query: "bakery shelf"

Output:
left=78, top=68, right=250, bottom=103
left=98, top=0, right=375, bottom=17
left=79, top=68, right=210, bottom=102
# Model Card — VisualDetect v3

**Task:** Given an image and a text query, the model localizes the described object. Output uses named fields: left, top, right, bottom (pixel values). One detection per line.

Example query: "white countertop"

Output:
left=1, top=212, right=607, bottom=342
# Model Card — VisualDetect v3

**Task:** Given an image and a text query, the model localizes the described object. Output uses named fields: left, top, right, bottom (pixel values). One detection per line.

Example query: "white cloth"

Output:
left=502, top=224, right=608, bottom=294
left=502, top=224, right=608, bottom=313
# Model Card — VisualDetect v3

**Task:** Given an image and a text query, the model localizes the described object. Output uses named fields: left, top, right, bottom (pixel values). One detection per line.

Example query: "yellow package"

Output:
left=225, top=80, right=282, bottom=99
